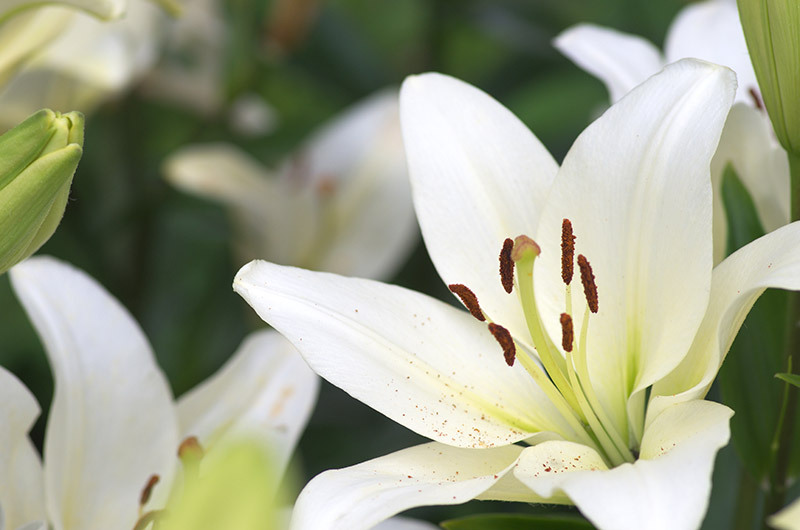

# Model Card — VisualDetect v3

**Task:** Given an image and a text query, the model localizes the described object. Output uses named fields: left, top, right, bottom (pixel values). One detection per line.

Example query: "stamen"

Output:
left=577, top=254, right=599, bottom=313
left=133, top=511, right=163, bottom=530
left=139, top=474, right=160, bottom=506
left=749, top=87, right=764, bottom=110
left=448, top=284, right=485, bottom=321
left=561, top=219, right=575, bottom=285
left=560, top=313, right=574, bottom=352
left=488, top=322, right=516, bottom=366
left=499, top=238, right=515, bottom=294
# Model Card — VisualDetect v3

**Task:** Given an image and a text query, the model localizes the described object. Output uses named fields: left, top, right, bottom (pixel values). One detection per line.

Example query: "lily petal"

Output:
left=664, top=0, right=757, bottom=104
left=290, top=442, right=524, bottom=530
left=400, top=72, right=558, bottom=347
left=177, top=329, right=319, bottom=473
left=374, top=517, right=439, bottom=530
left=516, top=401, right=731, bottom=530
left=0, top=0, right=125, bottom=21
left=652, top=221, right=800, bottom=421
left=10, top=257, right=179, bottom=530
left=554, top=24, right=664, bottom=102
left=535, top=59, right=735, bottom=440
left=770, top=496, right=800, bottom=530
left=0, top=368, right=45, bottom=529
left=234, top=260, right=575, bottom=448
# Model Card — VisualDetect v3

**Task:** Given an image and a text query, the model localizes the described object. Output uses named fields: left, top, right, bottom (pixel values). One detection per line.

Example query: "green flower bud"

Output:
left=738, top=0, right=800, bottom=154
left=0, top=109, right=84, bottom=274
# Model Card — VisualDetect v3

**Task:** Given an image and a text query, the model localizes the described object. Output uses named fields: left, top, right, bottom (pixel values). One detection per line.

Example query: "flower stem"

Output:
left=765, top=150, right=800, bottom=520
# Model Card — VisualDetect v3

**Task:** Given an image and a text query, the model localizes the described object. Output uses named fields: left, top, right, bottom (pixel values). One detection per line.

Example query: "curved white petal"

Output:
left=554, top=24, right=664, bottom=102
left=0, top=8, right=72, bottom=88
left=665, top=0, right=757, bottom=104
left=290, top=442, right=524, bottom=530
left=0, top=0, right=125, bottom=21
left=535, top=59, right=736, bottom=440
left=771, top=497, right=800, bottom=530
left=374, top=517, right=439, bottom=530
left=516, top=401, right=731, bottom=530
left=0, top=368, right=45, bottom=529
left=234, top=260, right=576, bottom=447
left=400, top=72, right=558, bottom=347
left=652, top=221, right=800, bottom=422
left=284, top=90, right=417, bottom=280
left=9, top=257, right=179, bottom=530
left=177, top=329, right=319, bottom=473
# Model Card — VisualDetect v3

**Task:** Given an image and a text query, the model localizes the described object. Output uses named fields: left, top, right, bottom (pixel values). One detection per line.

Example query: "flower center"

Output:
left=450, top=219, right=635, bottom=467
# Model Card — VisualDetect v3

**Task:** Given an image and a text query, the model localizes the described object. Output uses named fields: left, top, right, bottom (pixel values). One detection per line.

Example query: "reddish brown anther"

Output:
left=499, top=238, right=515, bottom=294
left=488, top=322, right=516, bottom=366
left=577, top=254, right=599, bottom=313
left=449, top=284, right=485, bottom=321
left=139, top=474, right=160, bottom=506
left=178, top=435, right=204, bottom=460
left=560, top=313, right=574, bottom=352
left=561, top=219, right=575, bottom=285
left=749, top=87, right=764, bottom=110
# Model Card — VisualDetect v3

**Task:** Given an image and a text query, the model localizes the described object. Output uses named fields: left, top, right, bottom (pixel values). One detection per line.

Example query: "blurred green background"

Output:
left=0, top=0, right=757, bottom=527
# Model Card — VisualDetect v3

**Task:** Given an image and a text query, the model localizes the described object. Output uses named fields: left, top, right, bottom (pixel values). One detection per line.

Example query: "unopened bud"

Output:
left=0, top=109, right=84, bottom=275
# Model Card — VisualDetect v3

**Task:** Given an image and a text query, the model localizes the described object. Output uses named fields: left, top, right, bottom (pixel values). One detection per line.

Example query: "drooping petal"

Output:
left=177, top=329, right=319, bottom=474
left=554, top=24, right=664, bottom=103
left=282, top=90, right=417, bottom=280
left=664, top=0, right=758, bottom=104
left=516, top=401, right=731, bottom=530
left=400, top=72, right=558, bottom=347
left=535, top=59, right=736, bottom=441
left=651, top=221, right=800, bottom=422
left=9, top=257, right=179, bottom=530
left=234, top=260, right=577, bottom=447
left=290, top=442, right=524, bottom=530
left=0, top=368, right=45, bottom=529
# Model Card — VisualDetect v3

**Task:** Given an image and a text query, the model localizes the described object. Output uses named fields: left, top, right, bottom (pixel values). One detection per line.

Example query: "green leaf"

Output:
left=776, top=372, right=800, bottom=388
left=440, top=514, right=594, bottom=530
left=718, top=163, right=788, bottom=480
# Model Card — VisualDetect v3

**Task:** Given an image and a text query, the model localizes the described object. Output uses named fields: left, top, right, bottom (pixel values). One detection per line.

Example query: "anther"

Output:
left=139, top=474, right=160, bottom=506
left=488, top=323, right=516, bottom=366
left=749, top=87, right=764, bottom=110
left=499, top=238, right=515, bottom=294
left=561, top=219, right=575, bottom=285
left=577, top=254, right=599, bottom=313
left=511, top=235, right=541, bottom=262
left=560, top=313, right=574, bottom=352
left=448, top=284, right=485, bottom=321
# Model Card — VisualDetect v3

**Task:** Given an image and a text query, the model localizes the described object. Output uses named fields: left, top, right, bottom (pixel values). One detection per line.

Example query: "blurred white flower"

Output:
left=771, top=497, right=800, bottom=530
left=0, top=0, right=165, bottom=129
left=0, top=256, right=318, bottom=530
left=234, top=62, right=800, bottom=530
left=555, top=0, right=790, bottom=263
left=165, top=90, right=418, bottom=281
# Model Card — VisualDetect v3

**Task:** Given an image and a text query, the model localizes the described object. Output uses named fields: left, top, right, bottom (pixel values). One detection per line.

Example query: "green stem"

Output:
left=734, top=468, right=759, bottom=530
left=765, top=150, right=800, bottom=520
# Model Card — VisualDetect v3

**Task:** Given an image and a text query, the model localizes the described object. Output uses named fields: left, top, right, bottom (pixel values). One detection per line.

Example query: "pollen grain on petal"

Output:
left=139, top=474, right=160, bottom=506
left=499, top=238, right=515, bottom=294
left=577, top=254, right=598, bottom=313
left=448, top=283, right=486, bottom=321
left=488, top=322, right=516, bottom=366
left=561, top=219, right=575, bottom=285
left=560, top=313, right=574, bottom=352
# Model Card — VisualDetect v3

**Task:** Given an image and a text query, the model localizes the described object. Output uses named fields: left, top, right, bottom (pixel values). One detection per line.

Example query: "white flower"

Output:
left=555, top=0, right=790, bottom=263
left=771, top=497, right=800, bottom=530
left=0, top=256, right=319, bottom=530
left=234, top=60, right=800, bottom=529
left=165, top=90, right=418, bottom=281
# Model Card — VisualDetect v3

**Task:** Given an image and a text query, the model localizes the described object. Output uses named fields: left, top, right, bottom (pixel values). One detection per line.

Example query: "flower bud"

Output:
left=738, top=0, right=800, bottom=154
left=0, top=109, right=84, bottom=274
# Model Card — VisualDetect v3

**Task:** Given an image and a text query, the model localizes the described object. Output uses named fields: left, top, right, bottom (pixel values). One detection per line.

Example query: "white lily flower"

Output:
left=771, top=497, right=800, bottom=530
left=234, top=60, right=800, bottom=530
left=0, top=0, right=164, bottom=129
left=165, top=90, right=417, bottom=281
left=0, top=256, right=319, bottom=530
left=555, top=0, right=790, bottom=263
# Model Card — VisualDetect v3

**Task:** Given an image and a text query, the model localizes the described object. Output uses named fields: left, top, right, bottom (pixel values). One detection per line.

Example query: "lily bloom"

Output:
left=234, top=59, right=800, bottom=529
left=555, top=0, right=789, bottom=263
left=165, top=90, right=417, bottom=281
left=0, top=256, right=318, bottom=530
